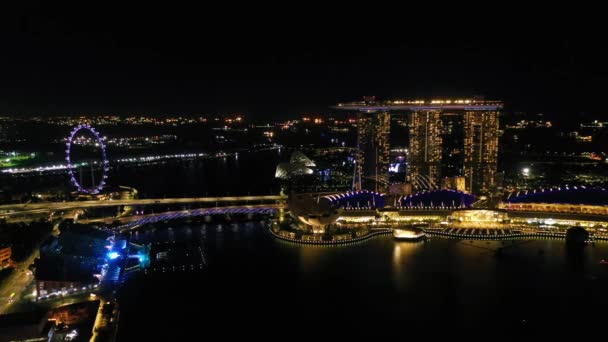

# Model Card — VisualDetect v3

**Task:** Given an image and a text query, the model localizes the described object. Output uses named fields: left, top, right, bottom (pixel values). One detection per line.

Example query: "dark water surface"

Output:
left=1, top=149, right=283, bottom=197
left=109, top=149, right=283, bottom=198
left=116, top=222, right=608, bottom=339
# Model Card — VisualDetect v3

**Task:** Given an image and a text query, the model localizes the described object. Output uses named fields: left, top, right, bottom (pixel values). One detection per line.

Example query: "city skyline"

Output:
left=2, top=5, right=608, bottom=338
left=2, top=97, right=608, bottom=338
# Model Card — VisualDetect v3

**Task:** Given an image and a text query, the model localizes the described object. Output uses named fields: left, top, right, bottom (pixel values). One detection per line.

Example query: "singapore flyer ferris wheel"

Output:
left=65, top=124, right=109, bottom=194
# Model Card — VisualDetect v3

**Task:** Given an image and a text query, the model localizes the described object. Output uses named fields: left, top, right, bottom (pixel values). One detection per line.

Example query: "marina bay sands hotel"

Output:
left=334, top=97, right=502, bottom=195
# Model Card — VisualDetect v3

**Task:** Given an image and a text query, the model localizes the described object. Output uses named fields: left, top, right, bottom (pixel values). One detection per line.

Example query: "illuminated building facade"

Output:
left=500, top=187, right=608, bottom=215
left=408, top=111, right=442, bottom=190
left=463, top=110, right=499, bottom=194
left=0, top=245, right=12, bottom=269
left=334, top=98, right=502, bottom=195
left=500, top=202, right=608, bottom=215
left=356, top=110, right=390, bottom=192
left=441, top=176, right=466, bottom=192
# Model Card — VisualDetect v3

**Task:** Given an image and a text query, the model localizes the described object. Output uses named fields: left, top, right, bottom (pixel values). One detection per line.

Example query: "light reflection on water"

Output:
left=392, top=241, right=424, bottom=289
left=118, top=221, right=608, bottom=340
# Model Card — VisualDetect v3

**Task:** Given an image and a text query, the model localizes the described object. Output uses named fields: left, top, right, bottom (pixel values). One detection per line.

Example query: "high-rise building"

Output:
left=355, top=111, right=390, bottom=192
left=463, top=110, right=499, bottom=194
left=408, top=111, right=442, bottom=190
left=334, top=98, right=502, bottom=195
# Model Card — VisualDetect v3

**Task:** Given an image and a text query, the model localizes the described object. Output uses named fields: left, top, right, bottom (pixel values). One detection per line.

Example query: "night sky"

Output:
left=1, top=4, right=607, bottom=122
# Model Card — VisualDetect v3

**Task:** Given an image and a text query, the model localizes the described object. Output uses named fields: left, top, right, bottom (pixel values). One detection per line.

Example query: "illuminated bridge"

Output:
left=0, top=195, right=287, bottom=218
left=115, top=205, right=280, bottom=232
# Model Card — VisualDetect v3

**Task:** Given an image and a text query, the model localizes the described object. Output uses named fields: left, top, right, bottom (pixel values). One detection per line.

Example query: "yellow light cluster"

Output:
left=390, top=100, right=425, bottom=104
left=391, top=99, right=477, bottom=105
left=393, top=229, right=425, bottom=239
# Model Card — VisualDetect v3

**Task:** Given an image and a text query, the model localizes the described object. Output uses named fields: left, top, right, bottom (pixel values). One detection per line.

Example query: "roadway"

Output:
left=0, top=223, right=60, bottom=315
left=0, top=195, right=287, bottom=217
left=0, top=251, right=38, bottom=315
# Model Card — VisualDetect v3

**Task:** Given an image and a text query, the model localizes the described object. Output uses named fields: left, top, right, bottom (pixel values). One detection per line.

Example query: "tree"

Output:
left=566, top=227, right=589, bottom=249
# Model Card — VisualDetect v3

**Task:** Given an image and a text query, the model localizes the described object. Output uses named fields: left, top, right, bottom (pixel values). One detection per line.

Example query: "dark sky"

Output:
left=1, top=3, right=607, bottom=121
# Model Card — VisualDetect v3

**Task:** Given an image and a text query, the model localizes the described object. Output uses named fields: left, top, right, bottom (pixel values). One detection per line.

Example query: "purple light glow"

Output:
left=66, top=124, right=109, bottom=194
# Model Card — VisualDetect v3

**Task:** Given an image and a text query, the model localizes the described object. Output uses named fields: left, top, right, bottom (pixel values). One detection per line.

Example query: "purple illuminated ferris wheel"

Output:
left=65, top=124, right=109, bottom=194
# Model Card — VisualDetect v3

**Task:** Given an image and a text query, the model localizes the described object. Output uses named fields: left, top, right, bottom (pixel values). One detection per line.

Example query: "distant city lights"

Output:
left=0, top=145, right=285, bottom=175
